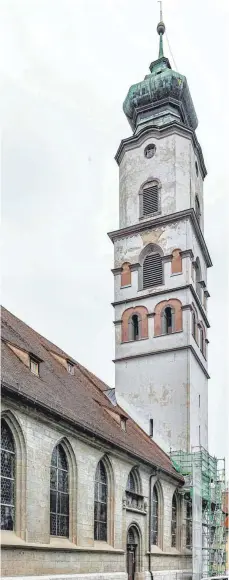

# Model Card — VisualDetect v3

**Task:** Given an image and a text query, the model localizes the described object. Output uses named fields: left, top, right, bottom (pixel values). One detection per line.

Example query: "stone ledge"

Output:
left=1, top=540, right=124, bottom=553
left=2, top=575, right=127, bottom=580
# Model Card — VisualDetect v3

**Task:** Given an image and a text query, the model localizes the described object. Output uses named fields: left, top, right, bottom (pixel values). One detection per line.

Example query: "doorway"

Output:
left=126, top=525, right=140, bottom=580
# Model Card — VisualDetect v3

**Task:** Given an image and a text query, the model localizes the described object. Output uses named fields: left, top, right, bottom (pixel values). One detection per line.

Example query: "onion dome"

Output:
left=123, top=15, right=198, bottom=133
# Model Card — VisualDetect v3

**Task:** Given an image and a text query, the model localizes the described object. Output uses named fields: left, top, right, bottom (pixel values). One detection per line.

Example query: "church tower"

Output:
left=109, top=14, right=211, bottom=454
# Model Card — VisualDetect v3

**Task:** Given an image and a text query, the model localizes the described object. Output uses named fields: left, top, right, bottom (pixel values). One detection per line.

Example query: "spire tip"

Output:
left=157, top=1, right=165, bottom=58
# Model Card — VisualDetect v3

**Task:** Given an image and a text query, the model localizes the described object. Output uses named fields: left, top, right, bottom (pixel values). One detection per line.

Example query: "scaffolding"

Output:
left=170, top=446, right=226, bottom=579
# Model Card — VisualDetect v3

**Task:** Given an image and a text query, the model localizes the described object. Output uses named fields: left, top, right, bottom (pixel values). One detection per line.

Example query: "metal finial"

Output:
left=157, top=1, right=165, bottom=58
left=159, top=0, right=163, bottom=21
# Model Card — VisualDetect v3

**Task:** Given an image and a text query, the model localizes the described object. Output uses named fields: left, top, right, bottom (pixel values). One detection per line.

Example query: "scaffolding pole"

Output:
left=170, top=447, right=226, bottom=578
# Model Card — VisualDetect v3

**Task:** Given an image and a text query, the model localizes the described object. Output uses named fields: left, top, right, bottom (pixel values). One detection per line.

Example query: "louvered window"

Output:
left=143, top=253, right=163, bottom=289
left=142, top=184, right=158, bottom=216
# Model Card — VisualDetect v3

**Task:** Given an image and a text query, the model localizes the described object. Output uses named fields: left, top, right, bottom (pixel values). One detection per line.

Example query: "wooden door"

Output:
left=127, top=543, right=136, bottom=580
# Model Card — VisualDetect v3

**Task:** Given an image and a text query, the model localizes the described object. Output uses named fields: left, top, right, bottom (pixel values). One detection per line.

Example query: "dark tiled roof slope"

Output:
left=1, top=306, right=183, bottom=481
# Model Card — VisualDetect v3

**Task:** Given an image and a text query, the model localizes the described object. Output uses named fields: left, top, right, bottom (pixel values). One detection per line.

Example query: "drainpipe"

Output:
left=148, top=469, right=157, bottom=580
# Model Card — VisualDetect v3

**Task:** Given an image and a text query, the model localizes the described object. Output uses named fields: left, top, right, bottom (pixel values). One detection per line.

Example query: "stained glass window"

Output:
left=126, top=471, right=136, bottom=493
left=1, top=420, right=15, bottom=530
left=186, top=498, right=192, bottom=548
left=171, top=494, right=177, bottom=547
left=50, top=444, right=69, bottom=537
left=94, top=460, right=107, bottom=541
left=151, top=486, right=158, bottom=545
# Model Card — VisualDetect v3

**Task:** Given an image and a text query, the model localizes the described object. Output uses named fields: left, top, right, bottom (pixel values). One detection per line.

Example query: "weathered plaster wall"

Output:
left=115, top=349, right=190, bottom=452
left=118, top=132, right=203, bottom=230
left=114, top=221, right=188, bottom=270
left=189, top=352, right=208, bottom=450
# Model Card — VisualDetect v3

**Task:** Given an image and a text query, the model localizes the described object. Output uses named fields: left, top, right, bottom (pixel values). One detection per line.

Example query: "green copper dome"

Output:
left=123, top=20, right=198, bottom=132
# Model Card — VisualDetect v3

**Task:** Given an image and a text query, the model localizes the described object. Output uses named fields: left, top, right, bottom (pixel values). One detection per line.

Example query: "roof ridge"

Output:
left=1, top=306, right=112, bottom=394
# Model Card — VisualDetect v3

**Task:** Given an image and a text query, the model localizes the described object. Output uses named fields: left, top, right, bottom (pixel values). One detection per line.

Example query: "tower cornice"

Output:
left=115, top=121, right=207, bottom=179
left=111, top=283, right=210, bottom=329
left=113, top=345, right=210, bottom=379
left=108, top=208, right=212, bottom=268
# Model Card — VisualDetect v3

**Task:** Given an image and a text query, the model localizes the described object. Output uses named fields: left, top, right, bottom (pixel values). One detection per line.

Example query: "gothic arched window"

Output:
left=127, top=471, right=136, bottom=493
left=1, top=420, right=15, bottom=530
left=143, top=253, right=163, bottom=289
left=94, top=460, right=107, bottom=541
left=162, top=306, right=174, bottom=334
left=186, top=498, right=192, bottom=548
left=50, top=443, right=69, bottom=537
left=171, top=493, right=177, bottom=547
left=151, top=486, right=159, bottom=545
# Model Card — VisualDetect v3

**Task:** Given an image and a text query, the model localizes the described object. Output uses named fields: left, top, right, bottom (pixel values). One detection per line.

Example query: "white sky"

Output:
left=1, top=0, right=228, bottom=468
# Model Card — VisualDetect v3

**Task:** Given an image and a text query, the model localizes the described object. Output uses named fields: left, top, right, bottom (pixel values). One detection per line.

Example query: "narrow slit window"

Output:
left=192, top=312, right=196, bottom=337
left=150, top=419, right=154, bottom=438
left=200, top=328, right=204, bottom=354
left=195, top=195, right=201, bottom=223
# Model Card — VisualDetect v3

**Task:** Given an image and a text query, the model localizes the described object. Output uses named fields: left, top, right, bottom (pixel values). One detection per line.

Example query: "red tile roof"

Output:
left=1, top=306, right=183, bottom=482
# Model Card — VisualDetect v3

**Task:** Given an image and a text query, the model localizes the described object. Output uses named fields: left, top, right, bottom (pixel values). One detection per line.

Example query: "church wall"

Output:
left=1, top=399, right=190, bottom=578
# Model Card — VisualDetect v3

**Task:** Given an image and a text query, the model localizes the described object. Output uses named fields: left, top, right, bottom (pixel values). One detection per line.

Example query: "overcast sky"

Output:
left=1, top=0, right=228, bottom=468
